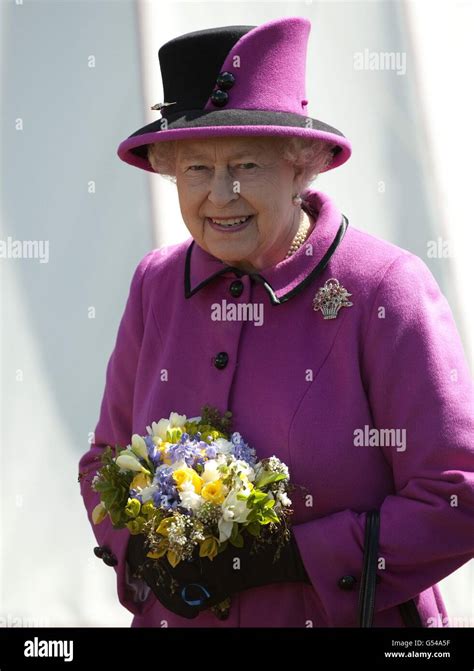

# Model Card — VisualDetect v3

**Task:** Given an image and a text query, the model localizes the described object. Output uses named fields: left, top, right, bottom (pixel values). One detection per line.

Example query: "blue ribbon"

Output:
left=181, top=583, right=211, bottom=607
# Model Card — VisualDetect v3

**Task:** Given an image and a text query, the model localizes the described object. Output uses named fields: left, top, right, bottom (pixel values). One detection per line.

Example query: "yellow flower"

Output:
left=201, top=480, right=225, bottom=504
left=167, top=549, right=180, bottom=568
left=126, top=516, right=146, bottom=534
left=124, top=498, right=141, bottom=518
left=199, top=537, right=219, bottom=560
left=147, top=539, right=168, bottom=559
left=156, top=516, right=174, bottom=538
left=130, top=472, right=151, bottom=491
left=141, top=500, right=156, bottom=519
left=92, top=501, right=107, bottom=525
left=158, top=444, right=173, bottom=465
left=173, top=468, right=202, bottom=494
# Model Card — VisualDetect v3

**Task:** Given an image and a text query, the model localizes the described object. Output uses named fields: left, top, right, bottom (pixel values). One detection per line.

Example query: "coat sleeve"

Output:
left=78, top=250, right=156, bottom=617
left=292, top=251, right=474, bottom=626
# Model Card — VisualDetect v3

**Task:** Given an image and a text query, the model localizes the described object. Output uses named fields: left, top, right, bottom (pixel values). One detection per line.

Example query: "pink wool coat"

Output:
left=78, top=188, right=474, bottom=627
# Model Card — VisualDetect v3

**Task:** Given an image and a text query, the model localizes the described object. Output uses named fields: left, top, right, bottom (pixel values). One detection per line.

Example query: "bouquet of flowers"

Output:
left=91, top=406, right=295, bottom=576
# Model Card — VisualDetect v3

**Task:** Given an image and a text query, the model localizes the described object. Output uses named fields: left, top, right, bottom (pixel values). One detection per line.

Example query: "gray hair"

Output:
left=146, top=136, right=335, bottom=190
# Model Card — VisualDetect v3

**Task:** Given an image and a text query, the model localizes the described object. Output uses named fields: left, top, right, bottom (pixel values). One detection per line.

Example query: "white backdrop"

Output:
left=0, top=0, right=472, bottom=627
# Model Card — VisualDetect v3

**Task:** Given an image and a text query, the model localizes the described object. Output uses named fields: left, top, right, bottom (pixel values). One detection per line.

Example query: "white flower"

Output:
left=240, top=481, right=253, bottom=499
left=116, top=454, right=148, bottom=472
left=140, top=485, right=159, bottom=503
left=267, top=456, right=289, bottom=479
left=169, top=412, right=187, bottom=427
left=236, top=460, right=255, bottom=482
left=214, top=438, right=234, bottom=455
left=277, top=491, right=292, bottom=507
left=131, top=434, right=148, bottom=461
left=228, top=460, right=255, bottom=487
left=146, top=421, right=160, bottom=438
left=147, top=418, right=172, bottom=441
left=218, top=519, right=234, bottom=543
left=179, top=481, right=203, bottom=512
left=218, top=490, right=251, bottom=542
left=146, top=412, right=187, bottom=441
left=201, top=459, right=223, bottom=483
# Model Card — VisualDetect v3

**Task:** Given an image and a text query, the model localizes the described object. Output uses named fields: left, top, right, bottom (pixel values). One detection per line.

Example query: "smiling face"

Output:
left=174, top=136, right=306, bottom=272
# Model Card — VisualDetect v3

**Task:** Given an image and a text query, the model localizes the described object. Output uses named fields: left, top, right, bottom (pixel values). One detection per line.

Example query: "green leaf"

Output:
left=263, top=498, right=276, bottom=509
left=109, top=508, right=122, bottom=525
left=230, top=522, right=239, bottom=542
left=102, top=492, right=115, bottom=509
left=236, top=492, right=250, bottom=502
left=229, top=533, right=244, bottom=548
left=255, top=472, right=287, bottom=488
left=261, top=509, right=280, bottom=524
left=245, top=522, right=261, bottom=537
left=217, top=541, right=229, bottom=554
left=248, top=489, right=267, bottom=503
left=246, top=509, right=259, bottom=523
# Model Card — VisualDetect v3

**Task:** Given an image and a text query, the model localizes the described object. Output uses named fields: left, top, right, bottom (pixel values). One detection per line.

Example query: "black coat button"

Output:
left=210, top=90, right=229, bottom=107
left=102, top=552, right=118, bottom=567
left=229, top=280, right=244, bottom=297
left=338, top=575, right=357, bottom=590
left=93, top=545, right=106, bottom=559
left=214, top=352, right=229, bottom=369
left=216, top=71, right=235, bottom=90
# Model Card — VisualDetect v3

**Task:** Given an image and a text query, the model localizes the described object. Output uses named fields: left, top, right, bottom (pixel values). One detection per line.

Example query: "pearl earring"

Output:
left=292, top=194, right=302, bottom=206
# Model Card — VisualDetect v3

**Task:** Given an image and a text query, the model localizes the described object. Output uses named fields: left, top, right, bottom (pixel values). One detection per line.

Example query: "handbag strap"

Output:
left=358, top=509, right=380, bottom=627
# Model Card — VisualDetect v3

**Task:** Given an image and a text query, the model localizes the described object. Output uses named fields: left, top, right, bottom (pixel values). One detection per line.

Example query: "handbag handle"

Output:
left=358, top=509, right=380, bottom=627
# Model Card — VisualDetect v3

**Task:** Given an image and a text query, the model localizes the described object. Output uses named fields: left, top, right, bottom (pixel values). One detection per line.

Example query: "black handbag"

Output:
left=358, top=509, right=423, bottom=627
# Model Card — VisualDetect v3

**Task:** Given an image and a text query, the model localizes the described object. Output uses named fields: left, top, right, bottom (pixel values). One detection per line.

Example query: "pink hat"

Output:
left=117, top=16, right=351, bottom=173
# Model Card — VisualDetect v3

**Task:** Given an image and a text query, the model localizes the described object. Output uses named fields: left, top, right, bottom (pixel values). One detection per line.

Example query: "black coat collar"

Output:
left=184, top=189, right=348, bottom=305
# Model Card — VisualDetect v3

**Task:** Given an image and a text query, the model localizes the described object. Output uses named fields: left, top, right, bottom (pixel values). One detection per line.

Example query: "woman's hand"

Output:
left=127, top=534, right=203, bottom=619
left=190, top=529, right=311, bottom=611
left=127, top=530, right=310, bottom=619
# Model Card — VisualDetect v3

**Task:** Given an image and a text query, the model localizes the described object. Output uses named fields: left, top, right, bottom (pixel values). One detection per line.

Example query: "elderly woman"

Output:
left=78, top=16, right=474, bottom=628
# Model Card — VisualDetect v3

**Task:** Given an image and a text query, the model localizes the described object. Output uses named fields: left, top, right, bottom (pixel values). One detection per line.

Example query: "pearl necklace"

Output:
left=285, top=211, right=312, bottom=259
